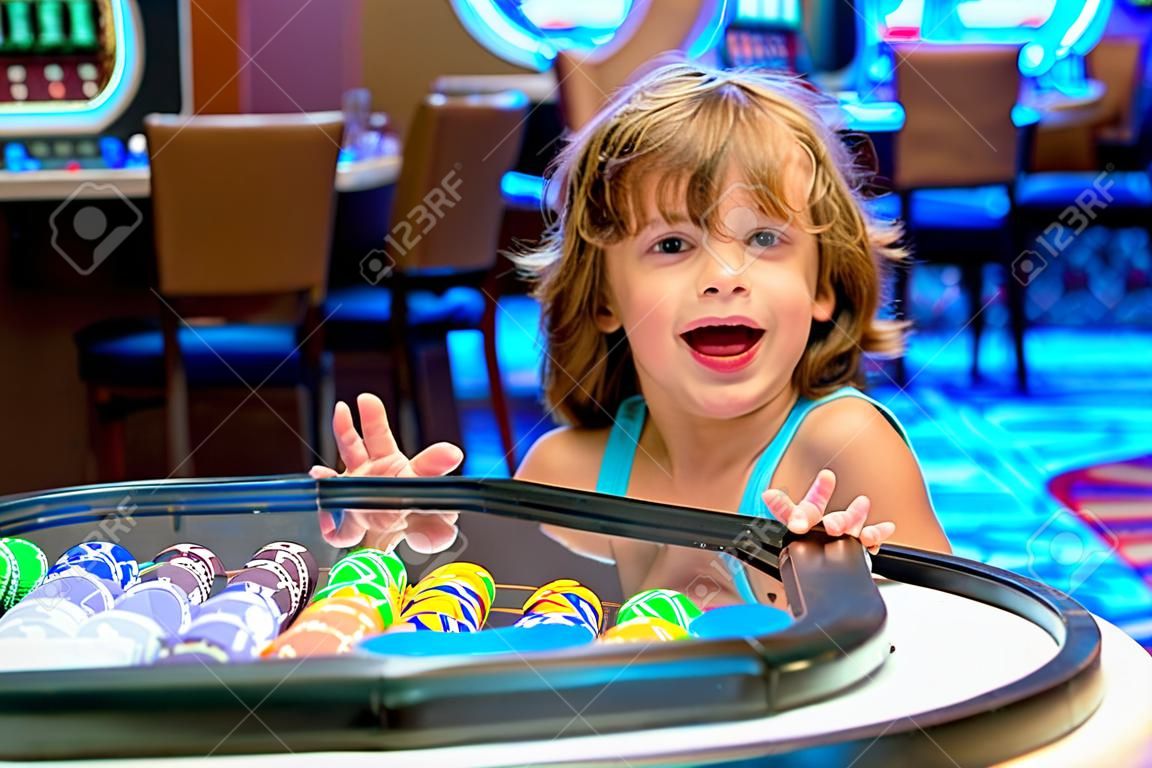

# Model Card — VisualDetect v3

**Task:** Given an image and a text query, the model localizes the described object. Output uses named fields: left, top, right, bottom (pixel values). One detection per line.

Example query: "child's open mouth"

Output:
left=680, top=323, right=765, bottom=373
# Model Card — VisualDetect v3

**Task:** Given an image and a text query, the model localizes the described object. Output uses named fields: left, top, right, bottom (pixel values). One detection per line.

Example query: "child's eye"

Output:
left=652, top=236, right=689, bottom=255
left=749, top=230, right=782, bottom=248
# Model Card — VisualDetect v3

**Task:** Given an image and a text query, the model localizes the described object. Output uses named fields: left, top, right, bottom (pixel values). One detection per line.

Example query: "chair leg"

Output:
left=1004, top=265, right=1029, bottom=393
left=88, top=387, right=128, bottom=482
left=482, top=292, right=516, bottom=475
left=162, top=316, right=194, bottom=478
left=893, top=260, right=910, bottom=387
left=961, top=261, right=985, bottom=383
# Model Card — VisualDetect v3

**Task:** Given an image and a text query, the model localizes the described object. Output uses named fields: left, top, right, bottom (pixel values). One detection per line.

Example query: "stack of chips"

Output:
left=0, top=538, right=48, bottom=612
left=114, top=579, right=194, bottom=637
left=225, top=541, right=316, bottom=631
left=0, top=543, right=126, bottom=642
left=399, top=562, right=494, bottom=633
left=153, top=544, right=226, bottom=599
left=616, top=589, right=702, bottom=629
left=262, top=596, right=383, bottom=659
left=598, top=588, right=700, bottom=644
left=46, top=542, right=139, bottom=596
left=310, top=548, right=407, bottom=628
left=514, top=578, right=603, bottom=638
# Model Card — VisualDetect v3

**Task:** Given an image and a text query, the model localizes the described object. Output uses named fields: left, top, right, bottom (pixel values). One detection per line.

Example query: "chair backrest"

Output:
left=891, top=44, right=1021, bottom=190
left=145, top=112, right=344, bottom=305
left=554, top=0, right=719, bottom=130
left=1088, top=36, right=1146, bottom=143
left=389, top=91, right=528, bottom=272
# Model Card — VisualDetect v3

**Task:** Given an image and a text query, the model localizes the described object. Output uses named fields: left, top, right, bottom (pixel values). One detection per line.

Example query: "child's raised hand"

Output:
left=309, top=393, right=464, bottom=554
left=761, top=469, right=896, bottom=555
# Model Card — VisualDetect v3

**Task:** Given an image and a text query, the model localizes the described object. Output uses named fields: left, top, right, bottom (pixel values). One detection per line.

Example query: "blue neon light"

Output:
left=451, top=0, right=731, bottom=72
left=451, top=0, right=635, bottom=70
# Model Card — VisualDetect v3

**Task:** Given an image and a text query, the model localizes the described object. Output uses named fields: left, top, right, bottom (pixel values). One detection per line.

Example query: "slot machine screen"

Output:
left=722, top=26, right=801, bottom=73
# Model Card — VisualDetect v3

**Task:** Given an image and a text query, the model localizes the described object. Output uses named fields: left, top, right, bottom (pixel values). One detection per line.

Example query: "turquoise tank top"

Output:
left=594, top=387, right=915, bottom=604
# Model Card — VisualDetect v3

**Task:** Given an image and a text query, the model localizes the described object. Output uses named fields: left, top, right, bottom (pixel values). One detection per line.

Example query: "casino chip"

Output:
left=311, top=581, right=398, bottom=627
left=0, top=538, right=48, bottom=607
left=140, top=563, right=208, bottom=605
left=54, top=542, right=138, bottom=591
left=182, top=613, right=262, bottom=661
left=250, top=541, right=318, bottom=604
left=197, top=591, right=280, bottom=647
left=0, top=598, right=88, bottom=638
left=77, top=609, right=168, bottom=664
left=600, top=616, right=688, bottom=643
left=24, top=571, right=115, bottom=616
left=115, top=580, right=194, bottom=636
left=241, top=559, right=303, bottom=618
left=617, top=588, right=702, bottom=629
left=154, top=544, right=225, bottom=596
left=228, top=564, right=295, bottom=627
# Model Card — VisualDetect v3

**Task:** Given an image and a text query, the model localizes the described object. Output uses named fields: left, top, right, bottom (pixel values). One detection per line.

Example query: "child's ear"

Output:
left=595, top=304, right=622, bottom=333
left=812, top=286, right=835, bottom=323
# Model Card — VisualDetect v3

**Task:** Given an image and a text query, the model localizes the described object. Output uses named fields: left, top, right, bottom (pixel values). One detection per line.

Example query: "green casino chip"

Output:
left=1, top=538, right=48, bottom=602
left=338, top=548, right=408, bottom=593
left=0, top=544, right=15, bottom=610
left=617, top=588, right=703, bottom=629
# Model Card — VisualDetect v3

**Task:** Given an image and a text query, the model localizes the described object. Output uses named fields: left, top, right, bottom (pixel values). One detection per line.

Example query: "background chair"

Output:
left=325, top=91, right=528, bottom=474
left=876, top=44, right=1029, bottom=390
left=552, top=0, right=712, bottom=131
left=76, top=112, right=344, bottom=479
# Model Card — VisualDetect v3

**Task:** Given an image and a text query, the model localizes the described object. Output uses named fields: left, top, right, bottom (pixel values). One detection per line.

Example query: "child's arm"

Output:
left=515, top=428, right=617, bottom=564
left=763, top=397, right=952, bottom=554
left=310, top=394, right=464, bottom=553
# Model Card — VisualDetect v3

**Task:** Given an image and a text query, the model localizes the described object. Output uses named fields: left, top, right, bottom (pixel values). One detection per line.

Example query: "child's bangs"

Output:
left=592, top=91, right=817, bottom=243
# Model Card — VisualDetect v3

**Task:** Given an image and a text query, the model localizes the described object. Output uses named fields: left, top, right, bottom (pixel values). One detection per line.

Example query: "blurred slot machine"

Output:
left=720, top=0, right=810, bottom=76
left=857, top=0, right=1114, bottom=97
left=0, top=0, right=188, bottom=173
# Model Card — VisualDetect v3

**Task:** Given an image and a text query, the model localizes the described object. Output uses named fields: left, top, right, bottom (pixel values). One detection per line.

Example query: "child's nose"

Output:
left=697, top=245, right=751, bottom=296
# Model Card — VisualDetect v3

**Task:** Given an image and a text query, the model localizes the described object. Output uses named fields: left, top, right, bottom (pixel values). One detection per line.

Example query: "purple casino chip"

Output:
left=250, top=542, right=318, bottom=603
left=197, top=591, right=280, bottom=646
left=24, top=572, right=114, bottom=616
left=182, top=613, right=261, bottom=661
left=0, top=598, right=88, bottom=637
left=155, top=544, right=226, bottom=594
left=153, top=556, right=213, bottom=604
left=226, top=569, right=294, bottom=624
left=140, top=563, right=206, bottom=605
left=77, top=610, right=168, bottom=664
left=237, top=560, right=302, bottom=617
left=114, top=581, right=193, bottom=637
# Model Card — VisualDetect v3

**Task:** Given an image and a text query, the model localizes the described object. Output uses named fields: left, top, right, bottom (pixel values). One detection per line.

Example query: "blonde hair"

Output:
left=514, top=62, right=907, bottom=428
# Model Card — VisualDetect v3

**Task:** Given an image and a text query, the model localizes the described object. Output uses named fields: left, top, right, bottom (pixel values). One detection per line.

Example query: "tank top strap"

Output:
left=595, top=394, right=648, bottom=495
left=736, top=386, right=909, bottom=517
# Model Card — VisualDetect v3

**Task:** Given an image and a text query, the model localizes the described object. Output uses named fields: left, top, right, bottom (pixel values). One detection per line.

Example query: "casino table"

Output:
left=0, top=475, right=1150, bottom=767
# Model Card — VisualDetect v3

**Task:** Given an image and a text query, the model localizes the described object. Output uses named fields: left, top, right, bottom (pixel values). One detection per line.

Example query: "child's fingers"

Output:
left=860, top=522, right=896, bottom=550
left=761, top=488, right=796, bottom=525
left=403, top=442, right=465, bottom=478
left=821, top=496, right=870, bottom=537
left=357, top=393, right=402, bottom=461
left=334, top=400, right=371, bottom=471
left=788, top=469, right=836, bottom=533
left=309, top=465, right=338, bottom=479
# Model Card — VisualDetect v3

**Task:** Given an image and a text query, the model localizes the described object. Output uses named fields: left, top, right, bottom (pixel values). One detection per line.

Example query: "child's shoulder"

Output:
left=514, top=425, right=612, bottom=489
left=793, top=394, right=911, bottom=469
